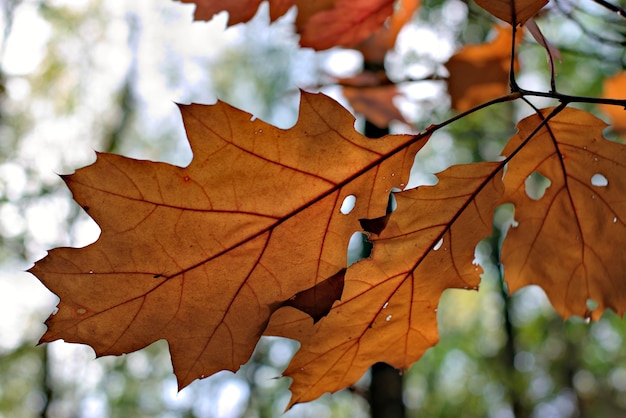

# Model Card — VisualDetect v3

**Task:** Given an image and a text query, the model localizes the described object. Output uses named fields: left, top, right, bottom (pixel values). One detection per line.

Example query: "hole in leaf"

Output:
left=591, top=173, right=608, bottom=187
left=340, top=195, right=356, bottom=214
left=525, top=171, right=551, bottom=200
left=586, top=298, right=598, bottom=311
left=347, top=232, right=372, bottom=266
left=494, top=203, right=517, bottom=230
left=433, top=238, right=444, bottom=251
left=386, top=188, right=401, bottom=214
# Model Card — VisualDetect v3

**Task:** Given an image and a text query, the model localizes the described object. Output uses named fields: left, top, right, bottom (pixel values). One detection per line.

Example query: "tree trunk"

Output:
left=364, top=119, right=406, bottom=418
left=369, top=363, right=406, bottom=418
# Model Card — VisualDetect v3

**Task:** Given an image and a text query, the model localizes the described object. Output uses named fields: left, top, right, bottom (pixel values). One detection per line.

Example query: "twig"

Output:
left=509, top=0, right=521, bottom=92
left=518, top=88, right=626, bottom=107
left=590, top=0, right=626, bottom=18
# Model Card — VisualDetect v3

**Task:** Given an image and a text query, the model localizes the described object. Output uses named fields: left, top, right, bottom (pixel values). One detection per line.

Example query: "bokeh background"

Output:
left=1, top=0, right=626, bottom=416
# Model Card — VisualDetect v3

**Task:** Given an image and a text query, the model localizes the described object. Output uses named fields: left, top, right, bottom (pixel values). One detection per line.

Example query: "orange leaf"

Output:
left=387, top=0, right=420, bottom=48
left=474, top=0, right=548, bottom=25
left=29, top=92, right=425, bottom=389
left=501, top=107, right=626, bottom=320
left=268, top=162, right=503, bottom=405
left=177, top=0, right=293, bottom=25
left=176, top=0, right=414, bottom=51
left=600, top=72, right=626, bottom=134
left=343, top=84, right=407, bottom=128
left=339, top=72, right=408, bottom=128
left=298, top=0, right=396, bottom=50
left=353, top=0, right=421, bottom=61
left=445, top=25, right=520, bottom=112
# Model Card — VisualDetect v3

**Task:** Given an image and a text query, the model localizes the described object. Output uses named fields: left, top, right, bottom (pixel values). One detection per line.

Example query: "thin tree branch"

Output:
left=519, top=88, right=626, bottom=107
left=590, top=0, right=626, bottom=18
left=509, top=0, right=521, bottom=92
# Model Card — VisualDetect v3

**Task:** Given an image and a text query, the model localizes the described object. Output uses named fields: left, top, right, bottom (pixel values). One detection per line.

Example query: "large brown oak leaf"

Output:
left=29, top=92, right=424, bottom=389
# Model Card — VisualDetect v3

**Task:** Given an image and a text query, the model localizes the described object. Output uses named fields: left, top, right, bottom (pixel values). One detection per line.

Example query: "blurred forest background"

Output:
left=1, top=0, right=626, bottom=416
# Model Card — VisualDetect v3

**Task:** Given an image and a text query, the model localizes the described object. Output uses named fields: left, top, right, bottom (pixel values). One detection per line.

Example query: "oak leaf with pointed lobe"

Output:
left=501, top=107, right=626, bottom=319
left=29, top=92, right=424, bottom=389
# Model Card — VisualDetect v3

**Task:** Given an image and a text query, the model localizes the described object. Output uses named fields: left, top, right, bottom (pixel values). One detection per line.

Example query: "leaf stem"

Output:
left=518, top=88, right=626, bottom=107
left=509, top=1, right=520, bottom=92
left=590, top=0, right=626, bottom=18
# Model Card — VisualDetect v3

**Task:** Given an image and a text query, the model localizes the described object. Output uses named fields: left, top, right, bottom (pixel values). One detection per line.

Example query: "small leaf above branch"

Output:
left=445, top=25, right=522, bottom=112
left=474, top=0, right=548, bottom=25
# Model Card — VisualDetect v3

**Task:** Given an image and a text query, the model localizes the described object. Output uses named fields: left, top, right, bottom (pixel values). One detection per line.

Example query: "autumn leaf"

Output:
left=386, top=0, right=420, bottom=49
left=334, top=0, right=420, bottom=57
left=501, top=107, right=626, bottom=320
left=176, top=0, right=292, bottom=25
left=332, top=0, right=417, bottom=128
left=600, top=72, right=626, bottom=135
left=298, top=0, right=395, bottom=50
left=445, top=25, right=520, bottom=112
left=177, top=0, right=401, bottom=50
left=474, top=0, right=548, bottom=25
left=338, top=72, right=408, bottom=128
left=343, top=84, right=407, bottom=128
left=29, top=92, right=425, bottom=389
left=267, top=162, right=503, bottom=405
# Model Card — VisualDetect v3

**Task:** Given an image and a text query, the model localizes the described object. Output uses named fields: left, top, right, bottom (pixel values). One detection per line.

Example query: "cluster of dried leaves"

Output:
left=30, top=0, right=626, bottom=408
